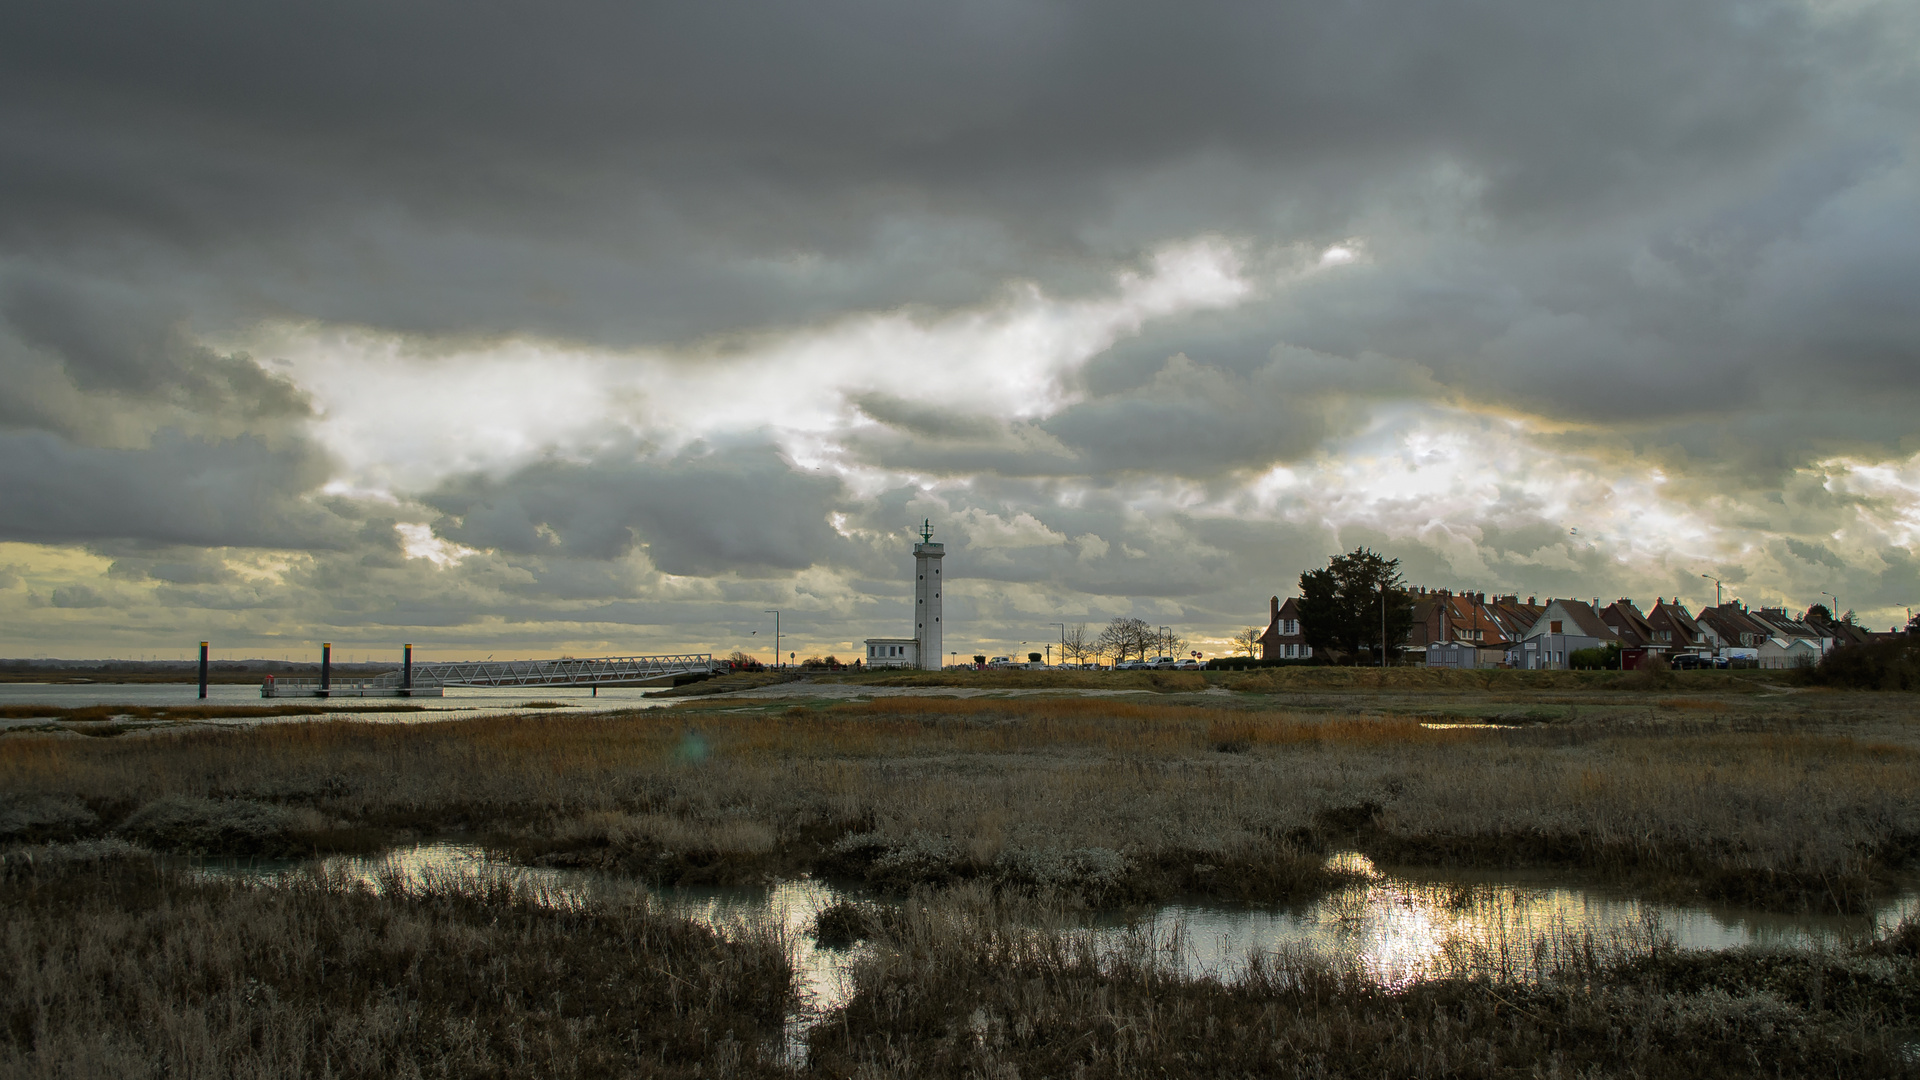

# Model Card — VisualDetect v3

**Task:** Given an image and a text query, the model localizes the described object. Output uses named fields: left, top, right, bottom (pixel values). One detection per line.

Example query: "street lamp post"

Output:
left=1700, top=574, right=1724, bottom=608
left=1049, top=622, right=1064, bottom=668
left=764, top=610, right=780, bottom=670
left=1380, top=582, right=1387, bottom=668
left=1821, top=592, right=1841, bottom=622
left=1159, top=626, right=1171, bottom=661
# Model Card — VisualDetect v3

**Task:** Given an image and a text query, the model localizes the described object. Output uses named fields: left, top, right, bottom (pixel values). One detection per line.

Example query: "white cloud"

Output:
left=395, top=523, right=479, bottom=567
left=249, top=235, right=1254, bottom=498
left=960, top=510, right=1069, bottom=550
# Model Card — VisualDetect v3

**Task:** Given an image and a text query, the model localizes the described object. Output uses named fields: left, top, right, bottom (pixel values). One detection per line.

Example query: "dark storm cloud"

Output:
left=1042, top=347, right=1434, bottom=479
left=0, top=0, right=1884, bottom=353
left=0, top=429, right=350, bottom=549
left=1, top=0, right=1917, bottom=653
left=425, top=441, right=847, bottom=576
left=99, top=544, right=237, bottom=586
left=0, top=271, right=309, bottom=437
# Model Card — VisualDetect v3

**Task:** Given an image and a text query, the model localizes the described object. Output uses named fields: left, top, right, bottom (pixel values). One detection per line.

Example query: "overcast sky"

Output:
left=3, top=0, right=1918, bottom=662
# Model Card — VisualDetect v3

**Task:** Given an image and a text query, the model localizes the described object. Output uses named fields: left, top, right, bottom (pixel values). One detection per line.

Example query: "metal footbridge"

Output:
left=262, top=653, right=718, bottom=698
left=399, top=653, right=717, bottom=688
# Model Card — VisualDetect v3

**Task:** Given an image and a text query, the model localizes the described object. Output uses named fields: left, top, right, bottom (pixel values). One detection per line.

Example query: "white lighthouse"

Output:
left=913, top=520, right=944, bottom=670
left=865, top=519, right=947, bottom=670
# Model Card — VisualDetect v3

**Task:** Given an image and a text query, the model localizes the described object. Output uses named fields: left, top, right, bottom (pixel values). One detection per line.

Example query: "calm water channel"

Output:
left=195, top=841, right=1920, bottom=1061
left=0, top=682, right=676, bottom=728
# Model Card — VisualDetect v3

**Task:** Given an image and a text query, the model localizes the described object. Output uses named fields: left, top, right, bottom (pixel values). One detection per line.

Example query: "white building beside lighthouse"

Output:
left=866, top=521, right=946, bottom=670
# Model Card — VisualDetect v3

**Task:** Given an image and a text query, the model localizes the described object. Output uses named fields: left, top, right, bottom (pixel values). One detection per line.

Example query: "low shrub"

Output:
left=812, top=898, right=879, bottom=948
left=1808, top=637, right=1920, bottom=690
left=115, top=795, right=332, bottom=857
left=0, top=795, right=98, bottom=843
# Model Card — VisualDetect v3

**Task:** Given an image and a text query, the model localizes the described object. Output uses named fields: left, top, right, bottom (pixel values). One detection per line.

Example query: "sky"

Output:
left=2, top=0, right=1918, bottom=663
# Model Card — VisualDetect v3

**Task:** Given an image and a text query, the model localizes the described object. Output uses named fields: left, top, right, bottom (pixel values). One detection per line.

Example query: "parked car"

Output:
left=1173, top=659, right=1203, bottom=671
left=985, top=655, right=1017, bottom=669
left=1146, top=656, right=1179, bottom=669
left=1114, top=659, right=1147, bottom=670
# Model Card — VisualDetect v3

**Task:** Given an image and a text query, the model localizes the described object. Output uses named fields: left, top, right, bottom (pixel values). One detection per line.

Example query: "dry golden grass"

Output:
left=3, top=692, right=1917, bottom=909
left=1657, top=696, right=1733, bottom=711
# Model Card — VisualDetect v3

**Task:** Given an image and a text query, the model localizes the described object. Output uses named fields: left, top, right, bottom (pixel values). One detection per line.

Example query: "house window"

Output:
left=1550, top=620, right=1563, bottom=634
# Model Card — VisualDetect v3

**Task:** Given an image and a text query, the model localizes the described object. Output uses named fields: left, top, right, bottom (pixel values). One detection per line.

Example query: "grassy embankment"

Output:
left=4, top=681, right=1917, bottom=911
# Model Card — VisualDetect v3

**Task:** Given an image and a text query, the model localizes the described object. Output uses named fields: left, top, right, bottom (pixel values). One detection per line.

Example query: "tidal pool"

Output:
left=193, top=840, right=1920, bottom=1063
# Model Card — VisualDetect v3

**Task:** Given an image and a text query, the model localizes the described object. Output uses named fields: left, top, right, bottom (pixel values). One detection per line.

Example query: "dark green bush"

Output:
left=1808, top=638, right=1920, bottom=690
left=1570, top=643, right=1622, bottom=670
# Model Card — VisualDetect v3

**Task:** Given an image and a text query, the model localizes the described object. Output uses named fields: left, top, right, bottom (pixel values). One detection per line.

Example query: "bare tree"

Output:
left=1097, top=617, right=1156, bottom=664
left=1230, top=627, right=1261, bottom=657
left=1060, top=623, right=1090, bottom=665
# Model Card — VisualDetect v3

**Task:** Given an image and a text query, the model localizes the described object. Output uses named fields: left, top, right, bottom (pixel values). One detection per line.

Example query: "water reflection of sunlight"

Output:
left=196, top=841, right=1920, bottom=1062
left=236, top=844, right=860, bottom=1066
left=1146, top=871, right=1920, bottom=990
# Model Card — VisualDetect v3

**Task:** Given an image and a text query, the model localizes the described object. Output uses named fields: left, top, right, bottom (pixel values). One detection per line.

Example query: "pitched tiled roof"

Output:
left=1647, top=601, right=1702, bottom=641
left=1696, top=604, right=1769, bottom=645
left=1545, top=599, right=1617, bottom=640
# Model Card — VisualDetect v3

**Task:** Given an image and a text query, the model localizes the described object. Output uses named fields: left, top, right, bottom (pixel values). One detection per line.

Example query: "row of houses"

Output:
left=1259, top=589, right=1881, bottom=670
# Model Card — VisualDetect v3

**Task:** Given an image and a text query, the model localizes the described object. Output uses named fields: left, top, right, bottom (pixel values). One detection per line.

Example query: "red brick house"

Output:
left=1645, top=599, right=1705, bottom=654
left=1259, top=596, right=1313, bottom=660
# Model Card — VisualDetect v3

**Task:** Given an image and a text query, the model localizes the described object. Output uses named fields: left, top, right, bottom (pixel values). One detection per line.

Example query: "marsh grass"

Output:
left=809, top=888, right=1920, bottom=1078
left=0, top=845, right=793, bottom=1079
left=2, top=693, right=1917, bottom=909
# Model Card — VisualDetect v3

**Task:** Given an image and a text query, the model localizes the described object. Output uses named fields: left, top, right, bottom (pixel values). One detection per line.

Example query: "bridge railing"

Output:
left=384, top=653, right=717, bottom=688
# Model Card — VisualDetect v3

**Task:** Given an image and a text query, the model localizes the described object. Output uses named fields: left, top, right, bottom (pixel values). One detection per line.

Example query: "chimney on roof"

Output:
left=1270, top=595, right=1279, bottom=622
left=1528, top=596, right=1536, bottom=605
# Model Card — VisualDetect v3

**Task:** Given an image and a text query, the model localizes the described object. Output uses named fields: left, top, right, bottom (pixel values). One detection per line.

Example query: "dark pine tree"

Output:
left=1297, top=548, right=1415, bottom=664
